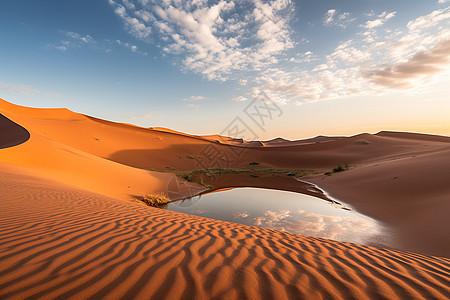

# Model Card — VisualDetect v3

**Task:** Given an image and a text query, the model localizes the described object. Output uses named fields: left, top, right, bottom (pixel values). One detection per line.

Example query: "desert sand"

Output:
left=1, top=98, right=449, bottom=299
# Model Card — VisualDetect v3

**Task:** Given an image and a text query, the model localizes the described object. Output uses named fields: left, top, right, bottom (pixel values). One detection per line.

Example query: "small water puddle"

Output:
left=167, top=187, right=388, bottom=246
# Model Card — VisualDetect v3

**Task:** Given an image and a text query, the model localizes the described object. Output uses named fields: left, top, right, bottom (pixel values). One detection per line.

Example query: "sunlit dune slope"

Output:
left=0, top=99, right=203, bottom=200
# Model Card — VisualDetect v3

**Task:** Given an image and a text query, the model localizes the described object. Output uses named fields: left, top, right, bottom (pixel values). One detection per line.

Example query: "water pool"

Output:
left=167, top=187, right=388, bottom=246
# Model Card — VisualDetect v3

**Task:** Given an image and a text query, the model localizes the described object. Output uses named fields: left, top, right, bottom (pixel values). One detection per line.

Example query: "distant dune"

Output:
left=1, top=98, right=449, bottom=299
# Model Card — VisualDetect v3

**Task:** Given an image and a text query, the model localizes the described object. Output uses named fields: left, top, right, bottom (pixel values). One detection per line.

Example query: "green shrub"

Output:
left=176, top=172, right=192, bottom=181
left=249, top=162, right=260, bottom=165
left=198, top=177, right=213, bottom=189
left=332, top=164, right=349, bottom=173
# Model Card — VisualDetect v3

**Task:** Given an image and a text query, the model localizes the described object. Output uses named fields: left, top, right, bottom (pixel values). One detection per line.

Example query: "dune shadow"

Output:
left=0, top=113, right=30, bottom=149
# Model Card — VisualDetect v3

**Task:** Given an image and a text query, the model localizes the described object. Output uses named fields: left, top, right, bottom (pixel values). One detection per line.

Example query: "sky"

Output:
left=0, top=0, right=449, bottom=140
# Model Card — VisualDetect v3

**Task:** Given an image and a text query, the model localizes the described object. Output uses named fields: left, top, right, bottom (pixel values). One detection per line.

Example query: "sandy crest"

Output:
left=0, top=163, right=449, bottom=300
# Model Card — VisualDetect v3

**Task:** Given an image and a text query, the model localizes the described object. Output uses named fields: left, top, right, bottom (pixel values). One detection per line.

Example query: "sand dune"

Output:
left=0, top=99, right=204, bottom=201
left=1, top=98, right=449, bottom=298
left=309, top=147, right=450, bottom=257
left=0, top=164, right=449, bottom=300
left=1, top=98, right=449, bottom=256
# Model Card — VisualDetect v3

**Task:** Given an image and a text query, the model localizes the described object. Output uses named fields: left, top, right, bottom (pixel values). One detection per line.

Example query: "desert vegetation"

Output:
left=138, top=193, right=170, bottom=207
left=177, top=168, right=318, bottom=178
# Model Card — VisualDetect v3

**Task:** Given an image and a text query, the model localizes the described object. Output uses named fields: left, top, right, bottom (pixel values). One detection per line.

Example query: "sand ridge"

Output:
left=0, top=164, right=449, bottom=300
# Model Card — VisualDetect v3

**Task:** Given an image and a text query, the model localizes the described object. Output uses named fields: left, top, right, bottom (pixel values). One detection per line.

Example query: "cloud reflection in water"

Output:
left=236, top=209, right=379, bottom=244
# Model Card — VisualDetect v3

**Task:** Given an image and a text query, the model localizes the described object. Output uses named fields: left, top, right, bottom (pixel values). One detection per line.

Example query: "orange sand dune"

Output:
left=1, top=98, right=450, bottom=257
left=309, top=147, right=450, bottom=257
left=0, top=99, right=204, bottom=201
left=0, top=163, right=449, bottom=300
left=1, top=98, right=450, bottom=298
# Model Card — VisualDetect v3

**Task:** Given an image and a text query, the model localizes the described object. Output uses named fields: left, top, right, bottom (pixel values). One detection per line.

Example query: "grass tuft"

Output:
left=139, top=193, right=170, bottom=207
left=332, top=164, right=349, bottom=173
left=198, top=177, right=214, bottom=189
left=176, top=172, right=192, bottom=181
left=190, top=168, right=318, bottom=177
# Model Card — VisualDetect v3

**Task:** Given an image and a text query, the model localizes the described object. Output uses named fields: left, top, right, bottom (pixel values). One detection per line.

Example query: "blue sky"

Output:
left=1, top=0, right=449, bottom=139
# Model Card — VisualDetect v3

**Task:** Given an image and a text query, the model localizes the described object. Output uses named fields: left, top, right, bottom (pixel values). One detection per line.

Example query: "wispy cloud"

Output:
left=182, top=95, right=208, bottom=109
left=231, top=96, right=248, bottom=102
left=115, top=39, right=147, bottom=55
left=65, top=32, right=95, bottom=44
left=182, top=95, right=207, bottom=102
left=45, top=30, right=147, bottom=56
left=0, top=82, right=40, bottom=95
left=323, top=9, right=355, bottom=28
left=0, top=81, right=59, bottom=97
left=46, top=31, right=96, bottom=51
left=363, top=11, right=396, bottom=29
left=407, top=6, right=450, bottom=31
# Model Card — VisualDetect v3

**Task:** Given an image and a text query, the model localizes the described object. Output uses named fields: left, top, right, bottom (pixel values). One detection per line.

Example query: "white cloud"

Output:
left=109, top=0, right=295, bottom=80
left=438, top=0, right=450, bottom=3
left=46, top=31, right=96, bottom=51
left=388, top=8, right=450, bottom=61
left=183, top=95, right=207, bottom=102
left=312, top=64, right=328, bottom=72
left=65, top=32, right=95, bottom=44
left=239, top=79, right=248, bottom=86
left=407, top=7, right=450, bottom=31
left=289, top=51, right=318, bottom=63
left=110, top=0, right=152, bottom=39
left=324, top=9, right=336, bottom=25
left=250, top=7, right=450, bottom=104
left=323, top=9, right=354, bottom=28
left=108, top=2, right=450, bottom=105
left=327, top=40, right=371, bottom=64
left=363, top=11, right=396, bottom=29
left=231, top=96, right=248, bottom=102
left=116, top=39, right=147, bottom=55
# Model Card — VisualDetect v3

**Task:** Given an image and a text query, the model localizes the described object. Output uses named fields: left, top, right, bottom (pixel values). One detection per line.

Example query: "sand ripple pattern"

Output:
left=0, top=169, right=449, bottom=300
